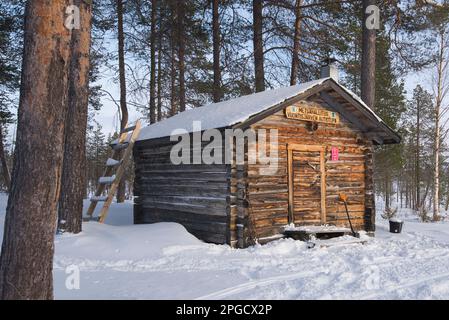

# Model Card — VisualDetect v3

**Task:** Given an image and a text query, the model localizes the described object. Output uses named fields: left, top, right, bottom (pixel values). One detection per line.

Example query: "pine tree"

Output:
left=361, top=0, right=376, bottom=109
left=86, top=120, right=108, bottom=196
left=58, top=0, right=93, bottom=234
left=0, top=0, right=73, bottom=299
left=212, top=0, right=223, bottom=102
left=116, top=0, right=128, bottom=203
left=373, top=34, right=406, bottom=209
left=404, top=86, right=434, bottom=210
left=253, top=0, right=265, bottom=92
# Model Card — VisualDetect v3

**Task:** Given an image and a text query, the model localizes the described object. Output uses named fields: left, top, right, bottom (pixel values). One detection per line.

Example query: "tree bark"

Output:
left=253, top=0, right=265, bottom=92
left=170, top=45, right=177, bottom=116
left=117, top=0, right=128, bottom=203
left=212, top=0, right=223, bottom=102
left=0, top=124, right=11, bottom=191
left=0, top=0, right=73, bottom=299
left=361, top=0, right=376, bottom=110
left=445, top=180, right=449, bottom=211
left=433, top=31, right=446, bottom=221
left=177, top=0, right=186, bottom=112
left=385, top=176, right=390, bottom=209
left=157, top=15, right=162, bottom=122
left=170, top=1, right=177, bottom=116
left=416, top=97, right=421, bottom=210
left=58, top=0, right=92, bottom=234
left=149, top=0, right=157, bottom=124
left=290, top=0, right=303, bottom=86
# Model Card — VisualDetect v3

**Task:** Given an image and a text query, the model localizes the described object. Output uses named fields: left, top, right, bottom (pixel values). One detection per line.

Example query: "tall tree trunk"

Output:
left=290, top=0, right=303, bottom=86
left=170, top=47, right=177, bottom=116
left=444, top=184, right=449, bottom=211
left=58, top=0, right=92, bottom=234
left=0, top=124, right=11, bottom=191
left=170, top=1, right=177, bottom=116
left=385, top=177, right=390, bottom=209
left=433, top=31, right=446, bottom=221
left=361, top=0, right=376, bottom=110
left=117, top=0, right=128, bottom=203
left=405, top=179, right=410, bottom=208
left=149, top=0, right=157, bottom=123
left=253, top=0, right=265, bottom=92
left=212, top=0, right=223, bottom=102
left=177, top=0, right=186, bottom=112
left=422, top=177, right=431, bottom=208
left=0, top=0, right=73, bottom=299
left=416, top=98, right=421, bottom=210
left=157, top=18, right=162, bottom=122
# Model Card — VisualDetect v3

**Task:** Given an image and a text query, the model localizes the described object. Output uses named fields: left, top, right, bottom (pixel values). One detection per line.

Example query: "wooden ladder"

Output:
left=85, top=120, right=142, bottom=223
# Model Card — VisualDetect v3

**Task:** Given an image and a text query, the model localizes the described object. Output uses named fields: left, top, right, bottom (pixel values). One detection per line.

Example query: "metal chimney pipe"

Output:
left=320, top=58, right=339, bottom=82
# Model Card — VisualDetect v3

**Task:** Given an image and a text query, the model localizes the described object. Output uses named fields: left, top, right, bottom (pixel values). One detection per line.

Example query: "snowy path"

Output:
left=2, top=193, right=449, bottom=299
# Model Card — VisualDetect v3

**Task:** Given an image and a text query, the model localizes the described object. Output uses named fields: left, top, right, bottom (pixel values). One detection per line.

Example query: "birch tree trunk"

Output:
left=416, top=98, right=421, bottom=210
left=0, top=0, right=72, bottom=299
left=433, top=31, right=447, bottom=221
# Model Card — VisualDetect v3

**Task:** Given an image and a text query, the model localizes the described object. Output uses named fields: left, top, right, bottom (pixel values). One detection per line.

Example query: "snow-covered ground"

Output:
left=1, top=193, right=449, bottom=300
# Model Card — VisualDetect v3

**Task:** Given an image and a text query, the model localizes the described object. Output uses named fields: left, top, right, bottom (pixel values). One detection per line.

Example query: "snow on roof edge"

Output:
left=338, top=84, right=382, bottom=122
left=136, top=78, right=391, bottom=142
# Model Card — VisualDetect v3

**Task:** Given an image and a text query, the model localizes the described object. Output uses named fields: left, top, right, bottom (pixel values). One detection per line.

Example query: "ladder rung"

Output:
left=99, top=175, right=116, bottom=185
left=83, top=216, right=100, bottom=222
left=112, top=142, right=129, bottom=151
left=120, top=125, right=137, bottom=134
left=91, top=196, right=108, bottom=202
left=106, top=158, right=121, bottom=167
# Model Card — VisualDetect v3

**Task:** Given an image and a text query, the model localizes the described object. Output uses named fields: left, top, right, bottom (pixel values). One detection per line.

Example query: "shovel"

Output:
left=338, top=193, right=357, bottom=237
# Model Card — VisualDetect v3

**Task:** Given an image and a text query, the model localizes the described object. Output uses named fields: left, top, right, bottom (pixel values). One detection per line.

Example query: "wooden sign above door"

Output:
left=285, top=102, right=340, bottom=125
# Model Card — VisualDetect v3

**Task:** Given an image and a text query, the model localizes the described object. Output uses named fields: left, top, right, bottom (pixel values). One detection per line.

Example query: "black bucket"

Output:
left=389, top=220, right=403, bottom=234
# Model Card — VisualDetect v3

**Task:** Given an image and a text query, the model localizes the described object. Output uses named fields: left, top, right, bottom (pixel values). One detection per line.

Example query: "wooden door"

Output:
left=288, top=144, right=326, bottom=225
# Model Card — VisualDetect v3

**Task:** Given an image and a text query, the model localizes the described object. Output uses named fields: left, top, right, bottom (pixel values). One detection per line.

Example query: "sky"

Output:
left=3, top=62, right=434, bottom=153
left=92, top=68, right=433, bottom=137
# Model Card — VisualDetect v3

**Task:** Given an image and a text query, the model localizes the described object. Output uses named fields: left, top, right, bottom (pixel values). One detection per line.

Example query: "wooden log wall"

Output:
left=133, top=135, right=230, bottom=244
left=133, top=90, right=378, bottom=246
left=247, top=96, right=375, bottom=240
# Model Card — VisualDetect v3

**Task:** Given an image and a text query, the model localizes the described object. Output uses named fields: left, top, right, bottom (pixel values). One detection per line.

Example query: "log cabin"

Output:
left=133, top=63, right=400, bottom=248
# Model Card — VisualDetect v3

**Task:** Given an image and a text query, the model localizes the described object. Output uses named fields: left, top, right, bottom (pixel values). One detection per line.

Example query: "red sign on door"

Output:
left=331, top=147, right=339, bottom=161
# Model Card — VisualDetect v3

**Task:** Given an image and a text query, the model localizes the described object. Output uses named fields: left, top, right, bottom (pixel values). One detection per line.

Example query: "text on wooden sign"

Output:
left=285, top=104, right=340, bottom=124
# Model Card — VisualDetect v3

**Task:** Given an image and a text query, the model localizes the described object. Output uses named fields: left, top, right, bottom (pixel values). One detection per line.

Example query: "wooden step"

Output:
left=284, top=225, right=353, bottom=241
left=112, top=142, right=129, bottom=151
left=120, top=125, right=137, bottom=134
left=98, top=175, right=116, bottom=185
left=90, top=196, right=108, bottom=202
left=105, top=158, right=121, bottom=167
left=82, top=216, right=100, bottom=222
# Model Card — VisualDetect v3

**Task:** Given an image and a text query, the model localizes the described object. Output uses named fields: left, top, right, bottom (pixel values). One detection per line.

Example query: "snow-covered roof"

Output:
left=137, top=78, right=389, bottom=142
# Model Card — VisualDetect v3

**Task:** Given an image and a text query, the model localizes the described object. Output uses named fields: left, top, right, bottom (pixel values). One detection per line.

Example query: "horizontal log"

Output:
left=140, top=199, right=227, bottom=216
